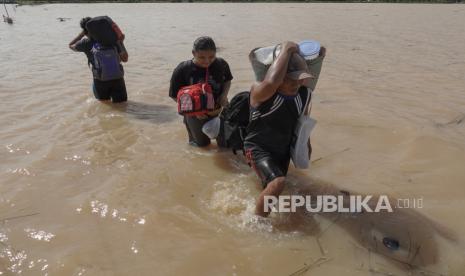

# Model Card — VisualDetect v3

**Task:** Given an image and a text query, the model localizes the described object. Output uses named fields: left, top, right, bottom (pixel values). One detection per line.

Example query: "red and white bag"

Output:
left=177, top=68, right=215, bottom=116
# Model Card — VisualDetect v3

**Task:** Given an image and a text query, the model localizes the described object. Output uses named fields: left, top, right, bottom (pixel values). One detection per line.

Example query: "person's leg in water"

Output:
left=109, top=78, right=128, bottom=103
left=92, top=80, right=112, bottom=103
left=183, top=116, right=211, bottom=147
left=246, top=149, right=290, bottom=217
left=256, top=176, right=286, bottom=217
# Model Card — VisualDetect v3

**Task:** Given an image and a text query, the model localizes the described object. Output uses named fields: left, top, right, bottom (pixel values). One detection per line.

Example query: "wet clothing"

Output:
left=74, top=37, right=127, bottom=102
left=92, top=79, right=127, bottom=102
left=169, top=58, right=233, bottom=146
left=183, top=115, right=213, bottom=147
left=169, top=58, right=233, bottom=104
left=245, top=147, right=290, bottom=187
left=244, top=86, right=311, bottom=187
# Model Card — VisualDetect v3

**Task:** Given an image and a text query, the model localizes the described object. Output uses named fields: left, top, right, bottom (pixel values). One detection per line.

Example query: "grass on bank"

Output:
left=9, top=0, right=465, bottom=4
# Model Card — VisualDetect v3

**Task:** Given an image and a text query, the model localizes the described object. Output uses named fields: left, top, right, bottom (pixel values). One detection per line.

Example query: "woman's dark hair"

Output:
left=193, top=36, right=216, bottom=52
left=80, top=17, right=92, bottom=34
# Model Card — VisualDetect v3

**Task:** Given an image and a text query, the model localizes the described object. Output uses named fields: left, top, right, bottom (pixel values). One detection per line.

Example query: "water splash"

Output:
left=0, top=246, right=28, bottom=274
left=24, top=228, right=55, bottom=242
left=90, top=200, right=109, bottom=218
left=84, top=200, right=145, bottom=225
left=64, top=155, right=91, bottom=166
left=6, top=168, right=32, bottom=176
left=0, top=232, right=8, bottom=243
left=130, top=241, right=138, bottom=254
left=4, top=144, right=30, bottom=155
left=206, top=174, right=274, bottom=233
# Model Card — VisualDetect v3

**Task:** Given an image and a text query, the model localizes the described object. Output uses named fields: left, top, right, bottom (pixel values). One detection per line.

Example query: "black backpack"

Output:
left=217, top=91, right=250, bottom=154
left=86, top=16, right=121, bottom=46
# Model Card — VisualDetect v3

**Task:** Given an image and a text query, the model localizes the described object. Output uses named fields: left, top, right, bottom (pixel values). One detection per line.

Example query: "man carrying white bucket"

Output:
left=244, top=41, right=326, bottom=217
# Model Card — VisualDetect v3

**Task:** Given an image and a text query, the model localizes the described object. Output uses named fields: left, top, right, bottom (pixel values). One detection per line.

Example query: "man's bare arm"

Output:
left=69, top=31, right=85, bottom=51
left=250, top=41, right=299, bottom=108
left=116, top=41, right=129, bottom=63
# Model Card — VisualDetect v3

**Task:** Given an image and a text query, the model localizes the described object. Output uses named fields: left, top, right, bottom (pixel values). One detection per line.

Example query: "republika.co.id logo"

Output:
left=264, top=195, right=423, bottom=213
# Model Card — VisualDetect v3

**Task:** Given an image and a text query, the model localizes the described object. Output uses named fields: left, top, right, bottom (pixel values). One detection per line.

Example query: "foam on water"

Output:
left=206, top=174, right=274, bottom=233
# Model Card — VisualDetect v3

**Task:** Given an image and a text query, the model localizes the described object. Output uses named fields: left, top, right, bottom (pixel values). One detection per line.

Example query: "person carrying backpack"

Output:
left=69, top=16, right=128, bottom=103
left=244, top=41, right=326, bottom=217
left=169, top=36, right=233, bottom=147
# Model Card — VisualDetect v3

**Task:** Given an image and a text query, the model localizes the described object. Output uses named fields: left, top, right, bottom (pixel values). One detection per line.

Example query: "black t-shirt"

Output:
left=245, top=87, right=311, bottom=157
left=169, top=58, right=233, bottom=102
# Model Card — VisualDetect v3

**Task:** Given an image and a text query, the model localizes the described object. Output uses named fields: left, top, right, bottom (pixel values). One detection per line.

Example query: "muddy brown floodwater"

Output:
left=1, top=3, right=465, bottom=276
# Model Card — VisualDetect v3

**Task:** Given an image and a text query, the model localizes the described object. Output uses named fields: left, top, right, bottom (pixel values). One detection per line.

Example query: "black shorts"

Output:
left=92, top=78, right=127, bottom=103
left=245, top=145, right=290, bottom=188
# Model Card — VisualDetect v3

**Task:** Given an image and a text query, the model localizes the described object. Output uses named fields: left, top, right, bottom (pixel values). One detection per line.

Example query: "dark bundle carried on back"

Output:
left=217, top=91, right=251, bottom=154
left=86, top=16, right=124, bottom=46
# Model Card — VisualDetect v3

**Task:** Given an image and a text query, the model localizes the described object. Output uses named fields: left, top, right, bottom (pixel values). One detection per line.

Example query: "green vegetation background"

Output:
left=6, top=0, right=464, bottom=5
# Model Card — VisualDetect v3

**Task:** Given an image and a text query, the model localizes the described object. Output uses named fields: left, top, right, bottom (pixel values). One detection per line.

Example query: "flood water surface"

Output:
left=1, top=3, right=465, bottom=276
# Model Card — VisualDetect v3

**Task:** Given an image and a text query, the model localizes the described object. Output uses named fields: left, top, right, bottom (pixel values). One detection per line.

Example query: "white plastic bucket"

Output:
left=249, top=40, right=324, bottom=91
left=298, top=40, right=321, bottom=61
